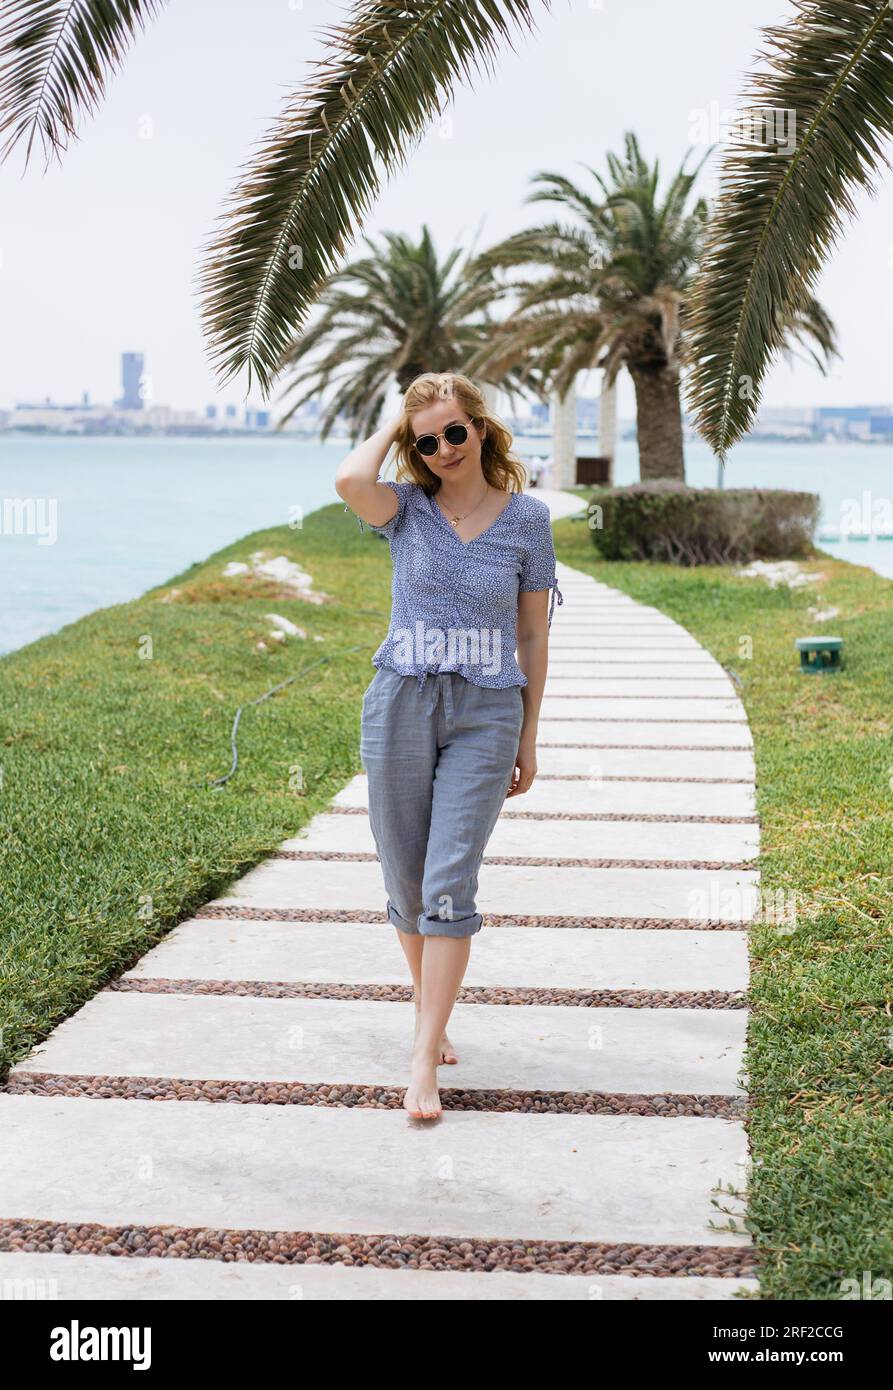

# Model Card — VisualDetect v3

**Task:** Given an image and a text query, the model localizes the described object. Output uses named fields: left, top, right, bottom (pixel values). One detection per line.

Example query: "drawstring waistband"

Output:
left=417, top=669, right=455, bottom=725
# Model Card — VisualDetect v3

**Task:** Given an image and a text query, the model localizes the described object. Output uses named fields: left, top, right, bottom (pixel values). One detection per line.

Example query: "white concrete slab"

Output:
left=537, top=722, right=752, bottom=748
left=550, top=608, right=692, bottom=616
left=0, top=1095, right=751, bottom=1246
left=124, top=920, right=750, bottom=991
left=554, top=568, right=625, bottom=580
left=212, top=858, right=760, bottom=923
left=281, top=811, right=759, bottom=863
left=556, top=614, right=667, bottom=623
left=553, top=598, right=672, bottom=607
left=546, top=678, right=737, bottom=697
left=532, top=488, right=588, bottom=522
left=529, top=750, right=756, bottom=786
left=13, top=992, right=747, bottom=1096
left=549, top=663, right=725, bottom=675
left=554, top=587, right=623, bottom=594
left=551, top=593, right=670, bottom=603
left=555, top=596, right=646, bottom=605
left=548, top=636, right=704, bottom=649
left=334, top=767, right=757, bottom=814
left=554, top=593, right=660, bottom=600
left=555, top=569, right=625, bottom=582
left=540, top=697, right=744, bottom=721
left=547, top=649, right=720, bottom=664
left=550, top=611, right=703, bottom=624
left=548, top=661, right=727, bottom=672
left=556, top=622, right=662, bottom=630
left=0, top=1252, right=759, bottom=1300
left=554, top=623, right=687, bottom=633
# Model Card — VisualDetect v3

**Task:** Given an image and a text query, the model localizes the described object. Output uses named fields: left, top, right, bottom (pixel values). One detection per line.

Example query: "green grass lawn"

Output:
left=0, top=503, right=392, bottom=1078
left=553, top=507, right=893, bottom=1301
left=2, top=496, right=890, bottom=1299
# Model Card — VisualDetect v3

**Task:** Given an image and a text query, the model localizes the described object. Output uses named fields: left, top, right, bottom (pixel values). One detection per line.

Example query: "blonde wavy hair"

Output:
left=390, top=371, right=527, bottom=495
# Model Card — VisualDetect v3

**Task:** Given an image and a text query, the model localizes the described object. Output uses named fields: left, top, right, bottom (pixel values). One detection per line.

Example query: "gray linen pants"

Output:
left=359, top=666, right=525, bottom=937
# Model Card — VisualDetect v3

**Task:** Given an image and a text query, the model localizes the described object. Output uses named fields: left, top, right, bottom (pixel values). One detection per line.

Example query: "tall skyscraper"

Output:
left=118, top=352, right=145, bottom=410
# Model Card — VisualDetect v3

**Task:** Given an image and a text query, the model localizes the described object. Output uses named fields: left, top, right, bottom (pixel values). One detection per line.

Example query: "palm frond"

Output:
left=197, top=0, right=550, bottom=396
left=273, top=221, right=505, bottom=436
left=777, top=288, right=840, bottom=374
left=473, top=222, right=595, bottom=281
left=0, top=0, right=167, bottom=167
left=685, top=0, right=893, bottom=459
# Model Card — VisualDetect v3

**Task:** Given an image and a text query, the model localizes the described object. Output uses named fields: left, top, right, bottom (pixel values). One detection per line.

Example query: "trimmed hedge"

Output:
left=587, top=481, right=820, bottom=565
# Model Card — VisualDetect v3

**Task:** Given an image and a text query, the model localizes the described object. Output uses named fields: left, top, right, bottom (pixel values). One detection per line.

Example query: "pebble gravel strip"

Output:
left=539, top=717, right=750, bottom=725
left=533, top=776, right=754, bottom=785
left=330, top=806, right=758, bottom=819
left=109, top=978, right=746, bottom=1008
left=488, top=855, right=758, bottom=870
left=548, top=675, right=733, bottom=682
left=331, top=806, right=756, bottom=811
left=331, top=785, right=756, bottom=799
left=544, top=743, right=753, bottom=752
left=549, top=658, right=734, bottom=665
left=540, top=693, right=739, bottom=700
left=272, top=851, right=756, bottom=870
left=485, top=811, right=758, bottom=822
left=553, top=627, right=685, bottom=632
left=0, top=1218, right=758, bottom=1278
left=1, top=1072, right=747, bottom=1120
left=548, top=647, right=711, bottom=653
left=193, top=905, right=750, bottom=930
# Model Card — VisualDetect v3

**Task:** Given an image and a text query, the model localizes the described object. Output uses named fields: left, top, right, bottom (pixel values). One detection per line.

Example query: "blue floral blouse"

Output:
left=346, top=480, right=564, bottom=690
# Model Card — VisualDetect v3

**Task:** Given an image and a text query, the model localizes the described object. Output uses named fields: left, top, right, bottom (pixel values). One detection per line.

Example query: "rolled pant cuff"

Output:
left=418, top=911, right=483, bottom=939
left=386, top=901, right=422, bottom=936
left=384, top=901, right=483, bottom=939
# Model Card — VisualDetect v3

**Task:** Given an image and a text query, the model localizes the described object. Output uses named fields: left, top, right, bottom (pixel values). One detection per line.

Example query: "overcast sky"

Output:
left=1, top=0, right=891, bottom=419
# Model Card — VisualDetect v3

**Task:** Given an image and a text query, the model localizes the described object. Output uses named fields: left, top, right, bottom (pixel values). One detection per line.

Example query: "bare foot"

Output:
left=413, top=1008, right=458, bottom=1064
left=403, top=1049, right=442, bottom=1120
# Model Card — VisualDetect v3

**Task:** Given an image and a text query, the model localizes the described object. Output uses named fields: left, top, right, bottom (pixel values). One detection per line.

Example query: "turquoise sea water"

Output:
left=1, top=433, right=891, bottom=656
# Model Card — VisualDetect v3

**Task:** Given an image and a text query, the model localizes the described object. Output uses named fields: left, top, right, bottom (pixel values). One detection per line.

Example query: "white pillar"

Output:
left=551, top=382, right=577, bottom=488
left=599, top=372, right=617, bottom=487
left=480, top=381, right=500, bottom=416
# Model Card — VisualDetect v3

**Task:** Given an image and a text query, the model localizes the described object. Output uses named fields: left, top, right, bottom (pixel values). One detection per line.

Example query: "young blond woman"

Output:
left=336, top=372, right=563, bottom=1120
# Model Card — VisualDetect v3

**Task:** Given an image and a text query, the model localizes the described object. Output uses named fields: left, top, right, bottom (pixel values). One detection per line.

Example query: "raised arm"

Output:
left=335, top=413, right=405, bottom=528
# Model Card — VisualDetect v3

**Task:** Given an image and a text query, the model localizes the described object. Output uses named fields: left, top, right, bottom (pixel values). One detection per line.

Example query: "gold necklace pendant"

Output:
left=440, top=485, right=489, bottom=529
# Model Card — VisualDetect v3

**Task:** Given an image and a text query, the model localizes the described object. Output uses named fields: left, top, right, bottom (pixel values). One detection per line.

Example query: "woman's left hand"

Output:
left=506, top=735, right=537, bottom=798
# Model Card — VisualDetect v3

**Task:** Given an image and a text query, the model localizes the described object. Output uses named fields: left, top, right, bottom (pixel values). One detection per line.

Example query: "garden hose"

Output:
left=205, top=622, right=383, bottom=789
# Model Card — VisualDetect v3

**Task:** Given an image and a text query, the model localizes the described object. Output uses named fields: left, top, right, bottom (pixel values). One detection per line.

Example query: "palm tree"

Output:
left=0, top=0, right=553, bottom=394
left=274, top=225, right=538, bottom=441
left=685, top=0, right=893, bottom=460
left=464, top=132, right=837, bottom=482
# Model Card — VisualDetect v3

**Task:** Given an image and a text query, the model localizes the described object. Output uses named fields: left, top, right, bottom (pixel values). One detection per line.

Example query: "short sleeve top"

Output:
left=345, top=480, right=564, bottom=691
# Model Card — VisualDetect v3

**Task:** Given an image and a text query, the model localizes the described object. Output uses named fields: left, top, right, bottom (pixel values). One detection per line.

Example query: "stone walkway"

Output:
left=0, top=490, right=759, bottom=1299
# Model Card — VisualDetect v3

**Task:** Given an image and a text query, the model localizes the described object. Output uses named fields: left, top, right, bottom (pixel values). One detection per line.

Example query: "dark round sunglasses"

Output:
left=413, top=422, right=472, bottom=457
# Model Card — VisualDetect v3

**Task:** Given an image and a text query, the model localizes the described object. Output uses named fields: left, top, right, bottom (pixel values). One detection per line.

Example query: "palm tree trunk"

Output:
left=550, top=384, right=577, bottom=488
left=629, top=366, right=686, bottom=482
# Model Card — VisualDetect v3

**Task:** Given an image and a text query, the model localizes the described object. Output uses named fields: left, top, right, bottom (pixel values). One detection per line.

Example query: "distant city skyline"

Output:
left=4, top=347, right=891, bottom=446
